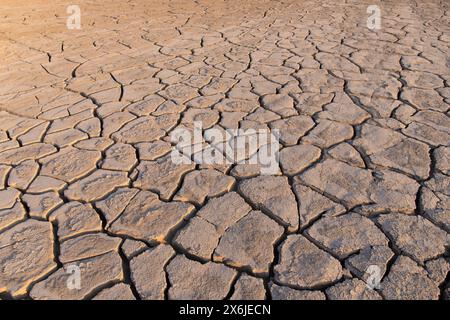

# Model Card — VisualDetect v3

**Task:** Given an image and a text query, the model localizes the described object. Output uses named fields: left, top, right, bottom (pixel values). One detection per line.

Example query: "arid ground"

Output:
left=0, top=0, right=449, bottom=300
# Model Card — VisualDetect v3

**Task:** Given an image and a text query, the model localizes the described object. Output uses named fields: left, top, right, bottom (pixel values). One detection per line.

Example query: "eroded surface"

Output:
left=0, top=0, right=449, bottom=300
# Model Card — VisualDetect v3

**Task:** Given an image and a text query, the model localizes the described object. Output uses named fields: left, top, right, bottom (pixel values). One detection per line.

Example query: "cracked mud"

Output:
left=0, top=0, right=449, bottom=300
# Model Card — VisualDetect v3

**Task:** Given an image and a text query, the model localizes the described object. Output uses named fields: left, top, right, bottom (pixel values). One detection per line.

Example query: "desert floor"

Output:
left=0, top=0, right=449, bottom=300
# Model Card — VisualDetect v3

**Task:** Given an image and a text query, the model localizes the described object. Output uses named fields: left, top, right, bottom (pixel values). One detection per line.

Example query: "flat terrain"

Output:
left=0, top=0, right=449, bottom=300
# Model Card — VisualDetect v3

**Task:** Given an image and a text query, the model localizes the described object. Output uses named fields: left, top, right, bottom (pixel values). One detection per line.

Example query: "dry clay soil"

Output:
left=0, top=0, right=449, bottom=300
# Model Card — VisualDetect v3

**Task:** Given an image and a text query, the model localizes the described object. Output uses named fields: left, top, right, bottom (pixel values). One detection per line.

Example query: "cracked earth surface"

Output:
left=0, top=0, right=449, bottom=300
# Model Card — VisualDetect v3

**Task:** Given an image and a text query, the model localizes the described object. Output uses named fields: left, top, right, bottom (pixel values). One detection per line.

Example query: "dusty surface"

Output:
left=0, top=0, right=449, bottom=300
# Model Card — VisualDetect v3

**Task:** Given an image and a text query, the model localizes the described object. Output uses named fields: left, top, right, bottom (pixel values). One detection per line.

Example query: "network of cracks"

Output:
left=0, top=0, right=448, bottom=300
